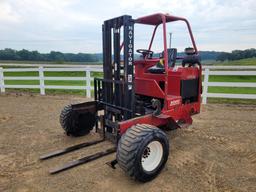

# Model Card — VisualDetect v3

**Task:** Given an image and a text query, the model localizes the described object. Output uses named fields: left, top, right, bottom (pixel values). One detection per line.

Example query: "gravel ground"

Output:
left=0, top=93, right=256, bottom=192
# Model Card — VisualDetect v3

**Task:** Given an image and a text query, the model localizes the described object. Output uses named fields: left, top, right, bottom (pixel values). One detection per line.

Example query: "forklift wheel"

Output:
left=117, top=124, right=169, bottom=182
left=59, top=104, right=96, bottom=137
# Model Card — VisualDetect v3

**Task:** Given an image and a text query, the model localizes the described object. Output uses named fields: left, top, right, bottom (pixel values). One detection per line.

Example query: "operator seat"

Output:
left=182, top=47, right=201, bottom=67
left=148, top=48, right=177, bottom=74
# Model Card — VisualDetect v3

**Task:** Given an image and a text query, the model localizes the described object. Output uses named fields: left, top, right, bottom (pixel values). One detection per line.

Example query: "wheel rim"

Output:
left=141, top=141, right=163, bottom=172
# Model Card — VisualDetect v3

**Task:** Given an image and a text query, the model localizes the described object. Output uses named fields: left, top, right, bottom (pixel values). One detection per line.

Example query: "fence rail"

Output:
left=0, top=65, right=256, bottom=104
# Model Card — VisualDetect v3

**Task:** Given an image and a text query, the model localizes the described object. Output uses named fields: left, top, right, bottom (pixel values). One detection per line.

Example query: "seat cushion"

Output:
left=148, top=66, right=165, bottom=74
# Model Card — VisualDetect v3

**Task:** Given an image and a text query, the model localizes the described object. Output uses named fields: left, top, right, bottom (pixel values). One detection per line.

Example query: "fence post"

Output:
left=202, top=68, right=209, bottom=104
left=0, top=67, right=5, bottom=93
left=39, top=66, right=45, bottom=95
left=86, top=69, right=91, bottom=98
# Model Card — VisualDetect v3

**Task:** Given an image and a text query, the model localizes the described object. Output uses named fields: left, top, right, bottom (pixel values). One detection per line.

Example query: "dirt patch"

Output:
left=0, top=93, right=256, bottom=192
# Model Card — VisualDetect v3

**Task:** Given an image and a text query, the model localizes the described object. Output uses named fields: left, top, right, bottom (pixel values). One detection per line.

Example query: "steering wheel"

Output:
left=136, top=49, right=154, bottom=58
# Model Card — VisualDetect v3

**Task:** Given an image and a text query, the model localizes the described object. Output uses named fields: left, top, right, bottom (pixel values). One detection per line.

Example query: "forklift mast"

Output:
left=94, top=15, right=135, bottom=137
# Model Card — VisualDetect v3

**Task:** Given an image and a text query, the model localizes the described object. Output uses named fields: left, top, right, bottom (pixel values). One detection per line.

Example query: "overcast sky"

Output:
left=0, top=0, right=255, bottom=53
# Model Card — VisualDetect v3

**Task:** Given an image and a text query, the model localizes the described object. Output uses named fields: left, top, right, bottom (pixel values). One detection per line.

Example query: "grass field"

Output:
left=214, top=57, right=256, bottom=66
left=1, top=58, right=256, bottom=104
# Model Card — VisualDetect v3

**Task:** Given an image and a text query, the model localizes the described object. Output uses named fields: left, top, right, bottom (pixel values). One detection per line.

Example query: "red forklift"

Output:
left=41, top=13, right=202, bottom=182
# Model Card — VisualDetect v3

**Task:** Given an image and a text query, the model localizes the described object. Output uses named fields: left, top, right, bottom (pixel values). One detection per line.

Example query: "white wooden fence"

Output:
left=0, top=65, right=256, bottom=104
left=202, top=67, right=256, bottom=104
left=0, top=66, right=102, bottom=98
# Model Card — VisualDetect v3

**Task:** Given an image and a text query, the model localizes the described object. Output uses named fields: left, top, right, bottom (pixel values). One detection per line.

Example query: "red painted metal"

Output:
left=119, top=101, right=200, bottom=134
left=135, top=13, right=186, bottom=25
left=161, top=15, right=169, bottom=110
left=135, top=78, right=165, bottom=98
left=148, top=25, right=159, bottom=51
left=118, top=13, right=202, bottom=134
left=135, top=13, right=198, bottom=54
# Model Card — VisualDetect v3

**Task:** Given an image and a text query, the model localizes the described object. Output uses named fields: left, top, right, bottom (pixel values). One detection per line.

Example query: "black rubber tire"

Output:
left=117, top=124, right=169, bottom=182
left=59, top=104, right=95, bottom=137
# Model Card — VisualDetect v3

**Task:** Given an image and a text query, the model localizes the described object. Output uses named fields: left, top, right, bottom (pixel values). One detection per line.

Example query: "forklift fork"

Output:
left=50, top=148, right=116, bottom=174
left=40, top=120, right=117, bottom=174
left=40, top=138, right=116, bottom=174
left=40, top=139, right=104, bottom=160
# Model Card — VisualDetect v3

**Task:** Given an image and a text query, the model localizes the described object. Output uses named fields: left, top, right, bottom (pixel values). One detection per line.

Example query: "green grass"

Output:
left=5, top=80, right=40, bottom=85
left=209, top=75, right=256, bottom=82
left=214, top=57, right=256, bottom=66
left=201, top=59, right=218, bottom=65
left=4, top=72, right=38, bottom=77
left=5, top=88, right=87, bottom=95
left=208, top=87, right=256, bottom=94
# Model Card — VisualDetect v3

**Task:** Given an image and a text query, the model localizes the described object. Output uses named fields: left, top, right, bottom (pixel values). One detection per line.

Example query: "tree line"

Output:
left=0, top=48, right=223, bottom=62
left=216, top=48, right=256, bottom=61
left=0, top=48, right=255, bottom=63
left=0, top=48, right=100, bottom=62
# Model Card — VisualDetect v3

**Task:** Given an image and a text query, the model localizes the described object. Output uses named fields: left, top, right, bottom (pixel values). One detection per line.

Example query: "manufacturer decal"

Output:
left=170, top=99, right=180, bottom=106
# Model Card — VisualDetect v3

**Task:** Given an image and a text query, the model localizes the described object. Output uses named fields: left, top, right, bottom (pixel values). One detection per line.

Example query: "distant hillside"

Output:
left=216, top=49, right=256, bottom=61
left=176, top=51, right=222, bottom=61
left=198, top=51, right=223, bottom=60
